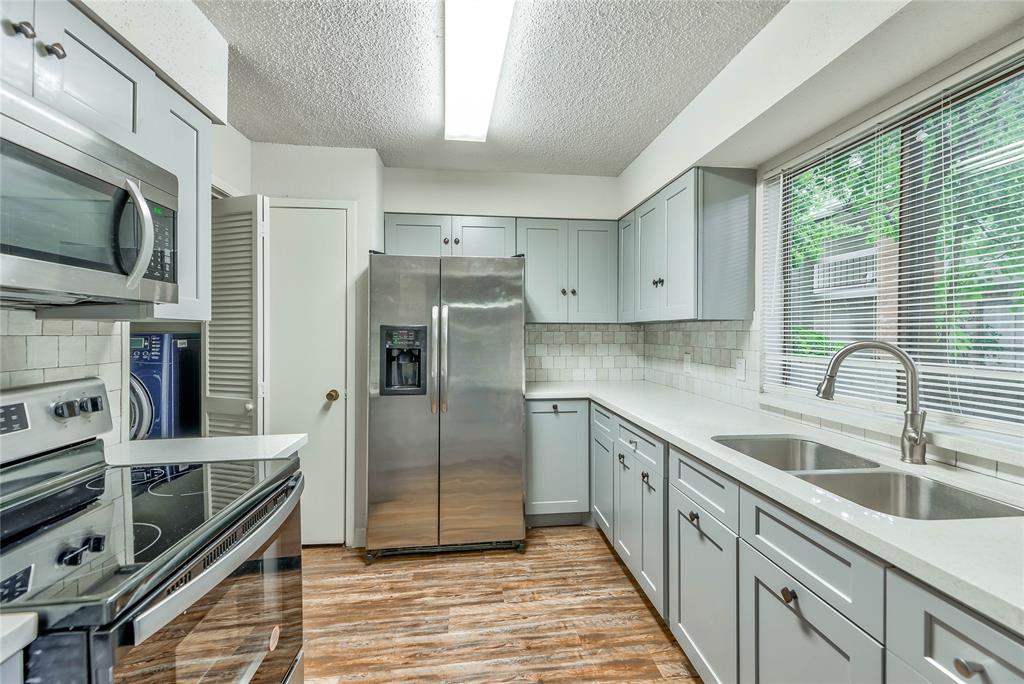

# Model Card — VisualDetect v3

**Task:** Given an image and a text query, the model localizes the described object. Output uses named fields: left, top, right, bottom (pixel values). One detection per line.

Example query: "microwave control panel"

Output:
left=144, top=203, right=176, bottom=283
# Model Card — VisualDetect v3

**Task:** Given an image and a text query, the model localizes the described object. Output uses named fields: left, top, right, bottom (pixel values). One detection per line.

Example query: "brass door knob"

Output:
left=326, top=389, right=340, bottom=401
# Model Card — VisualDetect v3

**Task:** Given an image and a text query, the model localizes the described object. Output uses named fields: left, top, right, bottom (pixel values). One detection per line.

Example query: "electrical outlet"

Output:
left=735, top=358, right=746, bottom=382
left=683, top=352, right=693, bottom=374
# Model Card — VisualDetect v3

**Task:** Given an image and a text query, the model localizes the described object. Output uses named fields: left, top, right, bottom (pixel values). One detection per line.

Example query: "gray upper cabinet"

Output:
left=628, top=167, right=754, bottom=322
left=669, top=485, right=738, bottom=684
left=31, top=0, right=153, bottom=151
left=617, top=212, right=636, bottom=322
left=568, top=220, right=617, bottom=322
left=517, top=218, right=617, bottom=323
left=739, top=541, right=883, bottom=684
left=452, top=215, right=515, bottom=257
left=385, top=213, right=451, bottom=256
left=1, top=1, right=34, bottom=94
left=525, top=400, right=589, bottom=515
left=517, top=218, right=569, bottom=322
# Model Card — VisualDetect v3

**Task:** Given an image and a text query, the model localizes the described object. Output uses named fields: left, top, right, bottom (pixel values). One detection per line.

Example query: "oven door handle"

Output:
left=123, top=178, right=155, bottom=291
left=131, top=473, right=305, bottom=645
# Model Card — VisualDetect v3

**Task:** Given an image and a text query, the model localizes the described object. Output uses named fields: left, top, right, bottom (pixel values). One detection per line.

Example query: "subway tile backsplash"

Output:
left=526, top=324, right=644, bottom=382
left=1, top=309, right=124, bottom=444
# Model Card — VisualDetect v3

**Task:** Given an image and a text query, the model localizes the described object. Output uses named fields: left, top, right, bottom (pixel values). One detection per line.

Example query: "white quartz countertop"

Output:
left=0, top=613, right=37, bottom=662
left=105, top=433, right=307, bottom=466
left=526, top=381, right=1024, bottom=636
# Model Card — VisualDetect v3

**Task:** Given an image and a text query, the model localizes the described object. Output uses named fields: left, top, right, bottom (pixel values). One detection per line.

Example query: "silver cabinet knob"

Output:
left=443, top=237, right=450, bottom=245
left=657, top=277, right=665, bottom=286
left=453, top=237, right=460, bottom=245
left=780, top=587, right=797, bottom=604
left=551, top=403, right=559, bottom=413
left=688, top=510, right=699, bottom=523
left=12, top=20, right=36, bottom=38
left=45, top=42, right=67, bottom=59
left=652, top=278, right=658, bottom=287
left=953, top=659, right=983, bottom=679
left=570, top=288, right=577, bottom=296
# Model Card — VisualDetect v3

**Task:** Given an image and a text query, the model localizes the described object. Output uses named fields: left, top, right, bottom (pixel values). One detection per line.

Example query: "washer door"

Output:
left=129, top=373, right=154, bottom=440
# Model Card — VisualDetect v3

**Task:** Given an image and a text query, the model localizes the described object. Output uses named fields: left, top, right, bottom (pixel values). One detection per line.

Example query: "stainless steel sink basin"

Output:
left=797, top=471, right=1024, bottom=520
left=712, top=435, right=880, bottom=471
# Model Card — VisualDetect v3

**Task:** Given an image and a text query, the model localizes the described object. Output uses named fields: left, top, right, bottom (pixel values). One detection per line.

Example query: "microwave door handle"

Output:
left=131, top=474, right=304, bottom=645
left=123, top=178, right=155, bottom=290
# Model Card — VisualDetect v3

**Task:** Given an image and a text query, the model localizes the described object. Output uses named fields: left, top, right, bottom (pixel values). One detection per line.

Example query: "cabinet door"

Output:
left=1, top=1, right=34, bottom=94
left=637, top=468, right=666, bottom=617
left=525, top=400, right=588, bottom=515
left=452, top=215, right=515, bottom=256
left=635, top=193, right=665, bottom=321
left=32, top=0, right=153, bottom=151
left=662, top=170, right=697, bottom=320
left=739, top=542, right=883, bottom=684
left=568, top=220, right=617, bottom=323
left=384, top=214, right=451, bottom=256
left=618, top=212, right=636, bottom=322
left=613, top=450, right=642, bottom=570
left=516, top=218, right=568, bottom=323
left=669, top=486, right=738, bottom=684
left=591, top=427, right=615, bottom=538
left=149, top=88, right=212, bottom=321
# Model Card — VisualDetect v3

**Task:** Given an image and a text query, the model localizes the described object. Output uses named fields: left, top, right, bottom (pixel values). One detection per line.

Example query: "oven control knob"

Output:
left=79, top=396, right=104, bottom=413
left=53, top=400, right=81, bottom=419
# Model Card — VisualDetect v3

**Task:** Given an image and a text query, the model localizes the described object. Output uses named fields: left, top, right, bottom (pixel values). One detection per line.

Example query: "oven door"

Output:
left=0, top=85, right=178, bottom=306
left=92, top=475, right=304, bottom=684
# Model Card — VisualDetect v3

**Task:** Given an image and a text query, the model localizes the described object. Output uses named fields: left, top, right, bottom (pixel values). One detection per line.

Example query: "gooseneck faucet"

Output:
left=816, top=340, right=927, bottom=465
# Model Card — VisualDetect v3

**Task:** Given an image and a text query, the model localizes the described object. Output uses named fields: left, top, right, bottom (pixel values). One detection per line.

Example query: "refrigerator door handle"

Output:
left=430, top=305, right=439, bottom=414
left=440, top=304, right=450, bottom=413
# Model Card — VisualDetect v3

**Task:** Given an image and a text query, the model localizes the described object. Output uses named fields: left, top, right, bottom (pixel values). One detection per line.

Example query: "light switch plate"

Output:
left=735, top=358, right=746, bottom=381
left=683, top=352, right=693, bottom=374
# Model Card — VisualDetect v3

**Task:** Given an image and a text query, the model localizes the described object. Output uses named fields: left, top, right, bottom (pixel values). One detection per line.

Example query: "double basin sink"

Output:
left=712, top=435, right=1023, bottom=521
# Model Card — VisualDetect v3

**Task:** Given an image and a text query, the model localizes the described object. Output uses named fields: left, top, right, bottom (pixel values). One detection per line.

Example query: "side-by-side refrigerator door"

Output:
left=367, top=255, right=441, bottom=550
left=439, top=257, right=526, bottom=546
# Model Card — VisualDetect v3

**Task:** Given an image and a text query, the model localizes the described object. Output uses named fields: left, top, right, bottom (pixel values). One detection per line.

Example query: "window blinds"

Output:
left=762, top=63, right=1024, bottom=429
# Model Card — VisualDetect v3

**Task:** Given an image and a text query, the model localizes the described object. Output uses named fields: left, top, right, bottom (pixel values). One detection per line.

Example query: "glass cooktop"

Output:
left=0, top=448, right=298, bottom=628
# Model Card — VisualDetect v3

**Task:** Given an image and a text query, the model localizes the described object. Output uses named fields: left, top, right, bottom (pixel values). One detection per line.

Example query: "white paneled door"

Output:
left=266, top=200, right=349, bottom=545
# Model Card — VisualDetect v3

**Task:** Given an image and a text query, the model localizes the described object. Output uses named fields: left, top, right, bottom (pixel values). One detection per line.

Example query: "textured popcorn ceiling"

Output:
left=197, top=0, right=786, bottom=176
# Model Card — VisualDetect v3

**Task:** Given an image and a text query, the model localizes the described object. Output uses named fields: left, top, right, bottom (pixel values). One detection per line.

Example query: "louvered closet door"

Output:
left=205, top=196, right=267, bottom=436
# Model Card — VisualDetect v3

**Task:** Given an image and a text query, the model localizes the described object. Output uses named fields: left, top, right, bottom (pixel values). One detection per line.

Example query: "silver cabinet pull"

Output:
left=780, top=587, right=797, bottom=604
left=443, top=237, right=450, bottom=245
left=688, top=510, right=699, bottom=523
left=570, top=288, right=577, bottom=296
left=453, top=237, right=460, bottom=245
left=560, top=288, right=567, bottom=296
left=618, top=453, right=630, bottom=469
left=12, top=20, right=35, bottom=38
left=430, top=305, right=439, bottom=414
left=123, top=178, right=155, bottom=290
left=628, top=438, right=638, bottom=448
left=551, top=403, right=559, bottom=413
left=440, top=304, right=449, bottom=413
left=657, top=277, right=665, bottom=286
left=652, top=278, right=658, bottom=287
left=953, top=658, right=984, bottom=679
left=45, top=42, right=67, bottom=59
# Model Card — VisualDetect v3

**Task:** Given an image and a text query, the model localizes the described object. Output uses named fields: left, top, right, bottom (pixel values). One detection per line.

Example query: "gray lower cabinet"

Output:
left=669, top=484, right=738, bottom=684
left=524, top=400, right=589, bottom=515
left=613, top=447, right=666, bottom=618
left=739, top=540, right=883, bottom=683
left=886, top=569, right=1024, bottom=683
left=591, top=427, right=614, bottom=538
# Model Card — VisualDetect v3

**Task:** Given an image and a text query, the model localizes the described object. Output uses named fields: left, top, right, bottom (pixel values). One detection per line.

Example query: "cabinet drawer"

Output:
left=591, top=402, right=616, bottom=435
left=739, top=541, right=883, bottom=684
left=887, top=570, right=1024, bottom=683
left=670, top=448, right=738, bottom=532
left=739, top=489, right=885, bottom=640
left=617, top=420, right=665, bottom=476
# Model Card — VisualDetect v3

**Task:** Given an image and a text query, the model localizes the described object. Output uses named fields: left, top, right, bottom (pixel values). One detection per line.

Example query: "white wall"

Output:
left=77, top=0, right=228, bottom=122
left=251, top=143, right=384, bottom=546
left=212, top=123, right=253, bottom=196
left=383, top=167, right=620, bottom=219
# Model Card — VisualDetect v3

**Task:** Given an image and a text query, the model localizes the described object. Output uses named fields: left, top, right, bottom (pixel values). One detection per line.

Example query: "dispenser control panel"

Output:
left=379, top=325, right=427, bottom=396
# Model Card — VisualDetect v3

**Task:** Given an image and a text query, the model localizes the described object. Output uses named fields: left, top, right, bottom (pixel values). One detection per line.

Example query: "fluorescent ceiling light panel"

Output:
left=444, top=0, right=515, bottom=142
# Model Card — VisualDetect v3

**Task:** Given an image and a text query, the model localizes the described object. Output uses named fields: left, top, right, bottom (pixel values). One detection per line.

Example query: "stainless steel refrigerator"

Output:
left=367, top=254, right=525, bottom=554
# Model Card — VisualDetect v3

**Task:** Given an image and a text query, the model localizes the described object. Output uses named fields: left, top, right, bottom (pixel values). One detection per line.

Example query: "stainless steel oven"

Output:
left=0, top=84, right=179, bottom=307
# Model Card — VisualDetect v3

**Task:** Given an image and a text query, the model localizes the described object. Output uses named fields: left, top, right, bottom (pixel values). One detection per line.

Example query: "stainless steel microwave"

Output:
left=0, top=85, right=178, bottom=307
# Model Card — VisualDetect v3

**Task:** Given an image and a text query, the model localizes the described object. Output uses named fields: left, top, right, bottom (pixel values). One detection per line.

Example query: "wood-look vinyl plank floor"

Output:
left=302, top=526, right=702, bottom=683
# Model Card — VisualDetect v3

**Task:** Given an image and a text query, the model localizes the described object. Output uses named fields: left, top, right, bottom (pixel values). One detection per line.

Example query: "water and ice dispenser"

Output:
left=379, top=325, right=427, bottom=396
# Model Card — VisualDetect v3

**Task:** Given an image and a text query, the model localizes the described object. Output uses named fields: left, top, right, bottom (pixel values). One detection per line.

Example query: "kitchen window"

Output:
left=762, top=62, right=1024, bottom=432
